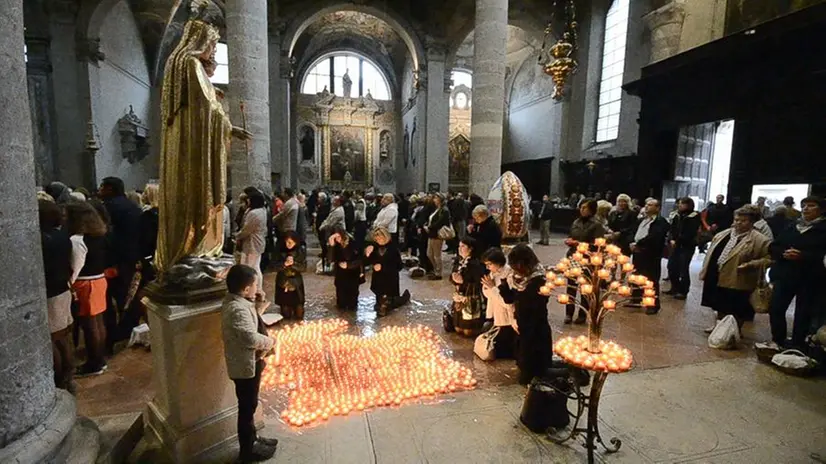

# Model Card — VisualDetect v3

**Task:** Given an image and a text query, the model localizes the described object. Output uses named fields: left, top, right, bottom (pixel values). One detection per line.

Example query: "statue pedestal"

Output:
left=142, top=285, right=263, bottom=462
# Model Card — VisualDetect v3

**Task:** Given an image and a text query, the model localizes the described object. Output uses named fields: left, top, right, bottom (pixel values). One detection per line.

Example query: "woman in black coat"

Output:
left=498, top=244, right=553, bottom=385
left=328, top=225, right=362, bottom=311
left=274, top=231, right=305, bottom=320
left=468, top=205, right=502, bottom=253
left=449, top=237, right=487, bottom=337
left=565, top=199, right=607, bottom=324
left=366, top=227, right=410, bottom=316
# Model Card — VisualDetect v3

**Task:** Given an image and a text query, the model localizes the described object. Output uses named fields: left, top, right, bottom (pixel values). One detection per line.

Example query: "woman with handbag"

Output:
left=498, top=244, right=553, bottom=385
left=480, top=248, right=518, bottom=359
left=700, top=205, right=771, bottom=333
left=424, top=193, right=451, bottom=280
left=449, top=237, right=486, bottom=337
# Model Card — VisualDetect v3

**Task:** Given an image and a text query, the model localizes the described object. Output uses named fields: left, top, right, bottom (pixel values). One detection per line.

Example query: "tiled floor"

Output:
left=73, top=234, right=825, bottom=463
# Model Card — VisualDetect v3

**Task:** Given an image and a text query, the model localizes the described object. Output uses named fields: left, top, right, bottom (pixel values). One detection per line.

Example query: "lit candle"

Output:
left=572, top=252, right=583, bottom=261
left=597, top=269, right=611, bottom=279
left=604, top=258, right=616, bottom=268
left=594, top=237, right=607, bottom=247
left=591, top=255, right=603, bottom=266
left=539, top=285, right=552, bottom=296
left=644, top=279, right=654, bottom=288
left=603, top=300, right=617, bottom=310
left=619, top=285, right=631, bottom=296
left=617, top=254, right=630, bottom=264
left=546, top=271, right=556, bottom=281
left=609, top=281, right=620, bottom=289
left=642, top=297, right=656, bottom=307
left=554, top=277, right=566, bottom=286
left=622, top=263, right=634, bottom=272
left=577, top=242, right=589, bottom=253
left=576, top=276, right=587, bottom=285
left=581, top=284, right=593, bottom=295
left=571, top=268, right=582, bottom=277
left=644, top=288, right=656, bottom=297
left=557, top=294, right=570, bottom=304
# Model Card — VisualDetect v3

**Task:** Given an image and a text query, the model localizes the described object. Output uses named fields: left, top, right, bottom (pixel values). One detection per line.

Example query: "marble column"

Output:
left=0, top=1, right=78, bottom=461
left=227, top=0, right=272, bottom=196
left=424, top=45, right=450, bottom=192
left=469, top=0, right=508, bottom=196
left=643, top=0, right=687, bottom=63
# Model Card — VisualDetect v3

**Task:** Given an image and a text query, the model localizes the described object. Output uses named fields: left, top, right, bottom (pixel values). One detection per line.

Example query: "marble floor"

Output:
left=74, top=235, right=826, bottom=463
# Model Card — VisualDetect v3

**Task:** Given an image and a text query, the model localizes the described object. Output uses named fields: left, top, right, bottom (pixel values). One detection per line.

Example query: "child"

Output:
left=480, top=248, right=518, bottom=359
left=66, top=202, right=110, bottom=377
left=220, top=265, right=279, bottom=462
left=450, top=237, right=486, bottom=337
left=274, top=231, right=305, bottom=320
left=365, top=227, right=410, bottom=316
left=498, top=244, right=553, bottom=385
left=328, top=225, right=362, bottom=311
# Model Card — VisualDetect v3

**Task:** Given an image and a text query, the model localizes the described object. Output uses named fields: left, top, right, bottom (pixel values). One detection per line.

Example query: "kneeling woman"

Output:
left=328, top=225, right=362, bottom=311
left=450, top=237, right=486, bottom=337
left=274, top=231, right=305, bottom=320
left=481, top=248, right=518, bottom=359
left=498, top=244, right=552, bottom=385
left=366, top=227, right=410, bottom=316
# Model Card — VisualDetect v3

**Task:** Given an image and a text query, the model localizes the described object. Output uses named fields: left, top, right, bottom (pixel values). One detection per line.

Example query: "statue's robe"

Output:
left=156, top=21, right=231, bottom=274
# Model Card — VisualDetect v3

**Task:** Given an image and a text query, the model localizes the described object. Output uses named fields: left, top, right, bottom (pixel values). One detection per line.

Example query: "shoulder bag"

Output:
left=749, top=262, right=772, bottom=314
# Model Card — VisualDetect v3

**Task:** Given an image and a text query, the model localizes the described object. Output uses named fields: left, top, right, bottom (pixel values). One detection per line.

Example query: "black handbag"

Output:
left=442, top=308, right=455, bottom=332
left=520, top=375, right=571, bottom=432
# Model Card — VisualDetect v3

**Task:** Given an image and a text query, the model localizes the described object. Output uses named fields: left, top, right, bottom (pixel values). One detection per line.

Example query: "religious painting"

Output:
left=299, top=126, right=315, bottom=163
left=449, top=134, right=470, bottom=186
left=330, top=126, right=366, bottom=182
left=403, top=125, right=410, bottom=168
left=725, top=0, right=824, bottom=34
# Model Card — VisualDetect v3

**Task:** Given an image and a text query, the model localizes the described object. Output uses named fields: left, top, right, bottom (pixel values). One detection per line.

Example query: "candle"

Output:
left=594, top=237, right=607, bottom=247
left=621, top=263, right=634, bottom=273
left=618, top=285, right=631, bottom=296
left=554, top=277, right=566, bottom=286
left=607, top=245, right=621, bottom=255
left=642, top=297, right=656, bottom=307
left=644, top=280, right=654, bottom=289
left=597, top=269, right=611, bottom=279
left=557, top=294, right=570, bottom=304
left=604, top=258, right=616, bottom=268
left=581, top=284, right=593, bottom=295
left=556, top=262, right=569, bottom=272
left=644, top=288, right=656, bottom=297
left=591, top=255, right=603, bottom=266
left=572, top=252, right=583, bottom=261
left=546, top=271, right=556, bottom=281
left=539, top=285, right=552, bottom=296
left=617, top=254, right=630, bottom=264
left=577, top=242, right=589, bottom=253
left=603, top=300, right=616, bottom=310
left=576, top=276, right=587, bottom=285
left=570, top=268, right=582, bottom=277
left=609, top=281, right=620, bottom=289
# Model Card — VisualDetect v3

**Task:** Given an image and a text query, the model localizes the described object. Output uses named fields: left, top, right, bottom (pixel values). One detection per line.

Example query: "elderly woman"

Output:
left=608, top=193, right=638, bottom=255
left=595, top=200, right=613, bottom=233
left=467, top=204, right=502, bottom=254
left=700, top=205, right=771, bottom=331
left=760, top=196, right=826, bottom=349
left=564, top=199, right=608, bottom=324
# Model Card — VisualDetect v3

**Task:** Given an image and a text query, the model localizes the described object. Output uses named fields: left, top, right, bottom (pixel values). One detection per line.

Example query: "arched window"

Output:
left=210, top=42, right=229, bottom=85
left=595, top=0, right=629, bottom=143
left=301, top=52, right=391, bottom=100
left=450, top=70, right=472, bottom=108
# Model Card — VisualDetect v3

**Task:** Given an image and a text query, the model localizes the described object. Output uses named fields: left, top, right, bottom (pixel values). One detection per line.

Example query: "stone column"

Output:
left=227, top=0, right=272, bottom=196
left=469, top=0, right=508, bottom=196
left=424, top=45, right=450, bottom=192
left=643, top=0, right=687, bottom=63
left=269, top=31, right=292, bottom=189
left=0, top=1, right=78, bottom=461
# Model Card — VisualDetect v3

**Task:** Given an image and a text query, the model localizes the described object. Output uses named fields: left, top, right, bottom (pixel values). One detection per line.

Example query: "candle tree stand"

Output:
left=537, top=238, right=656, bottom=463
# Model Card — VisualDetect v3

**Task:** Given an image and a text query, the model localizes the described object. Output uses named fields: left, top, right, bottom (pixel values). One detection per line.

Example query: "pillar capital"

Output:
left=643, top=0, right=687, bottom=62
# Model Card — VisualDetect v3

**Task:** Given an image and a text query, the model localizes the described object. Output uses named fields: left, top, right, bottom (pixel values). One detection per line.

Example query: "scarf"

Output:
left=508, top=265, right=545, bottom=292
left=797, top=216, right=825, bottom=234
left=634, top=216, right=655, bottom=242
left=717, top=230, right=748, bottom=266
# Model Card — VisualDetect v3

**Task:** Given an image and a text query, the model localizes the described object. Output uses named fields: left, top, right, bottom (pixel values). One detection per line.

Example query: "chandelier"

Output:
left=538, top=0, right=579, bottom=100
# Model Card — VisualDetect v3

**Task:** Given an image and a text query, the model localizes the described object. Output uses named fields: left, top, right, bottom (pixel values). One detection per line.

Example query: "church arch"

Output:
left=283, top=2, right=426, bottom=73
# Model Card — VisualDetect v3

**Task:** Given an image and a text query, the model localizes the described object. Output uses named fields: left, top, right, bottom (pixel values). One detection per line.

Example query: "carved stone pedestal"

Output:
left=142, top=288, right=263, bottom=462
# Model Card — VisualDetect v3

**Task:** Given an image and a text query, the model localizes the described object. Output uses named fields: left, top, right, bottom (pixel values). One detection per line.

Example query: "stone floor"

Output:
left=74, top=234, right=826, bottom=463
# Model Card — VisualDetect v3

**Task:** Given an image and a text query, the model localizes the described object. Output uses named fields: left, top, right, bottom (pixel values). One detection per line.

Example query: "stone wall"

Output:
left=91, top=0, right=155, bottom=190
left=395, top=55, right=424, bottom=193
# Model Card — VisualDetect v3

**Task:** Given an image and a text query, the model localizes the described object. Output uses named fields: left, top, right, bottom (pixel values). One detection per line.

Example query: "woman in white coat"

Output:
left=480, top=248, right=518, bottom=359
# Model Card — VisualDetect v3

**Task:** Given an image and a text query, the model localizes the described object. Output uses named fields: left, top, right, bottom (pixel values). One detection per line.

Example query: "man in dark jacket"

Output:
left=446, top=193, right=469, bottom=253
left=99, top=177, right=142, bottom=348
left=631, top=199, right=669, bottom=314
left=342, top=190, right=355, bottom=233
left=666, top=197, right=702, bottom=300
left=537, top=195, right=554, bottom=245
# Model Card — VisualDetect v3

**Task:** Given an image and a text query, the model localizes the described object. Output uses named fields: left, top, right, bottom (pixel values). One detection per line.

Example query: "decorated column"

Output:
left=227, top=0, right=272, bottom=195
left=469, top=0, right=508, bottom=196
left=0, top=1, right=79, bottom=462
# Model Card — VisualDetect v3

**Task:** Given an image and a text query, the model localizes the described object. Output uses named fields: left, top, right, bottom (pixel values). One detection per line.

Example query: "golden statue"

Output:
left=155, top=19, right=249, bottom=278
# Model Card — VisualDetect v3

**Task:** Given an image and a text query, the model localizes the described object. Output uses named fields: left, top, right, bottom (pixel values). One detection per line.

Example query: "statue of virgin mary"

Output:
left=155, top=16, right=249, bottom=276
